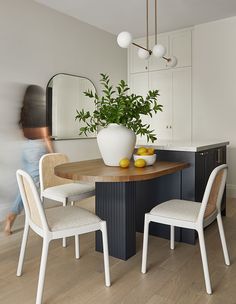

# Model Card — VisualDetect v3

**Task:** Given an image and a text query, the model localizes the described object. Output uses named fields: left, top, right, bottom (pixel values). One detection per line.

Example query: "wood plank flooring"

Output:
left=0, top=198, right=236, bottom=304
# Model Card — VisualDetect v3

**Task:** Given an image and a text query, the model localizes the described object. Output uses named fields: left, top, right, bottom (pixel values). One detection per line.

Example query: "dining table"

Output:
left=55, top=158, right=189, bottom=260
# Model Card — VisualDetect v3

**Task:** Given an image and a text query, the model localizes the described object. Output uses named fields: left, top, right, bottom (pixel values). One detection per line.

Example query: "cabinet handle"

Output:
left=166, top=125, right=169, bottom=129
left=200, top=151, right=208, bottom=156
left=145, top=66, right=148, bottom=70
left=169, top=125, right=172, bottom=129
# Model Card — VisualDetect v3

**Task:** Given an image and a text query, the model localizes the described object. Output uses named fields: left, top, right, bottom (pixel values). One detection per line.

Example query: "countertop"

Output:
left=136, top=141, right=230, bottom=152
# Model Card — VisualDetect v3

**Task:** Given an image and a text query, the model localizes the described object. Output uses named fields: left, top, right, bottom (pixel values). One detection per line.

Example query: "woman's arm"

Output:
left=41, top=127, right=54, bottom=153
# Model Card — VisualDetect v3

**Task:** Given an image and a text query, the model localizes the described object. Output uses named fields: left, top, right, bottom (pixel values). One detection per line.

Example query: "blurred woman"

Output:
left=4, top=85, right=53, bottom=235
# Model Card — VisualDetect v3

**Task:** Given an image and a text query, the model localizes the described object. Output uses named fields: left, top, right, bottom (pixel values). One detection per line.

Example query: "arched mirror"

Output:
left=47, top=73, right=96, bottom=140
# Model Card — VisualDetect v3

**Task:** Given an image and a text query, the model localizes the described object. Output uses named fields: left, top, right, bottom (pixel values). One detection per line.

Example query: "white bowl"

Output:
left=133, top=154, right=156, bottom=166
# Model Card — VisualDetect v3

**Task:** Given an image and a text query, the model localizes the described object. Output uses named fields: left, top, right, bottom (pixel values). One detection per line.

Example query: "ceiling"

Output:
left=35, top=0, right=236, bottom=37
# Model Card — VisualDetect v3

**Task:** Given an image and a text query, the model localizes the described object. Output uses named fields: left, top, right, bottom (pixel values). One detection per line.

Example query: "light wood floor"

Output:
left=0, top=198, right=236, bottom=304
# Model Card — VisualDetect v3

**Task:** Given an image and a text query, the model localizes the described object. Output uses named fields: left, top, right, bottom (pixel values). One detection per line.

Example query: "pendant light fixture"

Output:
left=117, top=0, right=177, bottom=67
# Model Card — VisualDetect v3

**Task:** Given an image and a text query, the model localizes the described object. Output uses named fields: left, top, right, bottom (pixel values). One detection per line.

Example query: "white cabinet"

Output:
left=128, top=28, right=192, bottom=143
left=129, top=72, right=149, bottom=142
left=169, top=30, right=192, bottom=68
left=172, top=67, right=192, bottom=142
left=129, top=72, right=148, bottom=96
left=149, top=70, right=173, bottom=141
left=129, top=29, right=192, bottom=73
left=129, top=68, right=191, bottom=142
left=149, top=68, right=191, bottom=142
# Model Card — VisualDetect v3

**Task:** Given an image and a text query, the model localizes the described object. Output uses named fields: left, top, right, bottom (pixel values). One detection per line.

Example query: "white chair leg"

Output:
left=16, top=222, right=29, bottom=276
left=62, top=199, right=67, bottom=248
left=170, top=225, right=175, bottom=250
left=71, top=201, right=74, bottom=206
left=141, top=214, right=150, bottom=274
left=198, top=229, right=212, bottom=294
left=101, top=221, right=111, bottom=287
left=75, top=235, right=80, bottom=259
left=62, top=238, right=67, bottom=248
left=217, top=214, right=230, bottom=266
left=36, top=238, right=50, bottom=304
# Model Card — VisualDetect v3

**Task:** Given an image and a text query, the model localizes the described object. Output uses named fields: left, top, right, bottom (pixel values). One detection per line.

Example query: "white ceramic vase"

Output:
left=97, top=123, right=136, bottom=166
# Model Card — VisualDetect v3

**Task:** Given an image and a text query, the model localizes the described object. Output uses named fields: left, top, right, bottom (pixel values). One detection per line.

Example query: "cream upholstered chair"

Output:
left=141, top=164, right=230, bottom=294
left=16, top=169, right=110, bottom=304
left=39, top=153, right=95, bottom=206
left=39, top=153, right=95, bottom=247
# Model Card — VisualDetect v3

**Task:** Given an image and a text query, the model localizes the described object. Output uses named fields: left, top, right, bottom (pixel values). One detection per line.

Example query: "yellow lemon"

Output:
left=140, top=152, right=150, bottom=156
left=119, top=158, right=130, bottom=168
left=137, top=147, right=147, bottom=155
left=147, top=148, right=155, bottom=155
left=134, top=158, right=146, bottom=168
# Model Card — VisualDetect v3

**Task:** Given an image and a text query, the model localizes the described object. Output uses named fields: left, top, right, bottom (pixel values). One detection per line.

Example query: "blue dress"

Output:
left=11, top=139, right=47, bottom=214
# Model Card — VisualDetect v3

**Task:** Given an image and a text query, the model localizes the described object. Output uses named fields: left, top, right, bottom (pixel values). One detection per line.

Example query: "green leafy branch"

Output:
left=75, top=73, right=163, bottom=142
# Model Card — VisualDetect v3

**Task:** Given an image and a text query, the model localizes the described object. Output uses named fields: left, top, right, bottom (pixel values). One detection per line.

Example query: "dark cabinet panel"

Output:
left=195, top=149, right=217, bottom=202
left=135, top=172, right=182, bottom=241
left=195, top=147, right=226, bottom=206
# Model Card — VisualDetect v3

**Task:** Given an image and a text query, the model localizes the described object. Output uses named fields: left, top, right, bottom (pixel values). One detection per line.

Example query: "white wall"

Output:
left=192, top=16, right=236, bottom=197
left=0, top=0, right=127, bottom=220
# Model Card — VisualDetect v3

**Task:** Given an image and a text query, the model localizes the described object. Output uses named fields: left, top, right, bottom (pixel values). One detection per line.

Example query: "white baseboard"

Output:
left=226, top=184, right=236, bottom=198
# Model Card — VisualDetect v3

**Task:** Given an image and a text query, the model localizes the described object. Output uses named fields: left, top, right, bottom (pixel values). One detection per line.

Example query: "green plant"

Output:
left=75, top=73, right=163, bottom=142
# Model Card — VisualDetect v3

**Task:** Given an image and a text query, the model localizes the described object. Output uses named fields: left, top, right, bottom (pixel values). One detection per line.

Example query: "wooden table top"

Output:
left=55, top=158, right=189, bottom=182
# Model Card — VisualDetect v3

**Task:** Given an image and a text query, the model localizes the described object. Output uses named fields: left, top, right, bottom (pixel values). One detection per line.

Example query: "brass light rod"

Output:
left=146, top=0, right=149, bottom=50
left=155, top=0, right=157, bottom=45
left=131, top=0, right=151, bottom=55
left=162, top=56, right=171, bottom=62
left=118, top=0, right=174, bottom=65
left=132, top=42, right=152, bottom=55
left=132, top=44, right=170, bottom=62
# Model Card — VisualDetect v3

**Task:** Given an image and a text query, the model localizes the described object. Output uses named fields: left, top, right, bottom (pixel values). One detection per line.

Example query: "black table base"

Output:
left=95, top=171, right=184, bottom=260
left=95, top=182, right=136, bottom=260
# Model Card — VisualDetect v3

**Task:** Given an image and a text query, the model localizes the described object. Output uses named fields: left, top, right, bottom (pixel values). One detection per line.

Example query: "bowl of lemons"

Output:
left=133, top=147, right=156, bottom=166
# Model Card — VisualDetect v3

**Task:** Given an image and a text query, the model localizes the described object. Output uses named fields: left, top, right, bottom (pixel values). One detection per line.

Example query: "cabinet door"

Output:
left=129, top=73, right=149, bottom=142
left=172, top=67, right=192, bottom=142
left=169, top=30, right=192, bottom=68
left=149, top=70, right=172, bottom=141
left=216, top=147, right=226, bottom=166
left=149, top=34, right=169, bottom=71
left=129, top=72, right=148, bottom=96
left=195, top=151, right=209, bottom=202
left=195, top=149, right=218, bottom=202
left=128, top=37, right=149, bottom=73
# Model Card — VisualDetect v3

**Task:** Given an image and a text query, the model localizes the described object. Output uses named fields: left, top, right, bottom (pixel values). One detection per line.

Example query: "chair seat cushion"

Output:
left=42, top=183, right=95, bottom=202
left=46, top=206, right=101, bottom=231
left=150, top=199, right=201, bottom=223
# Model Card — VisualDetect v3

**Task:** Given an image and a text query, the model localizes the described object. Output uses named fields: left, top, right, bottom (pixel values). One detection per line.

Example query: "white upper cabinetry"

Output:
left=128, top=29, right=192, bottom=73
left=169, top=30, right=192, bottom=68
left=128, top=28, right=192, bottom=143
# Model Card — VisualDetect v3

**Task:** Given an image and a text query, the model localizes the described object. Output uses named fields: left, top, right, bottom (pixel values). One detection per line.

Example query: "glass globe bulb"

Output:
left=166, top=56, right=178, bottom=68
left=138, top=48, right=150, bottom=60
left=152, top=44, right=166, bottom=58
left=117, top=31, right=133, bottom=48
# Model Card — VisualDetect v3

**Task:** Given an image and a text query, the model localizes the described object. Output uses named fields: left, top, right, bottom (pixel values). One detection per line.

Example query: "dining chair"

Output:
left=141, top=164, right=230, bottom=294
left=39, top=153, right=95, bottom=247
left=16, top=169, right=110, bottom=304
